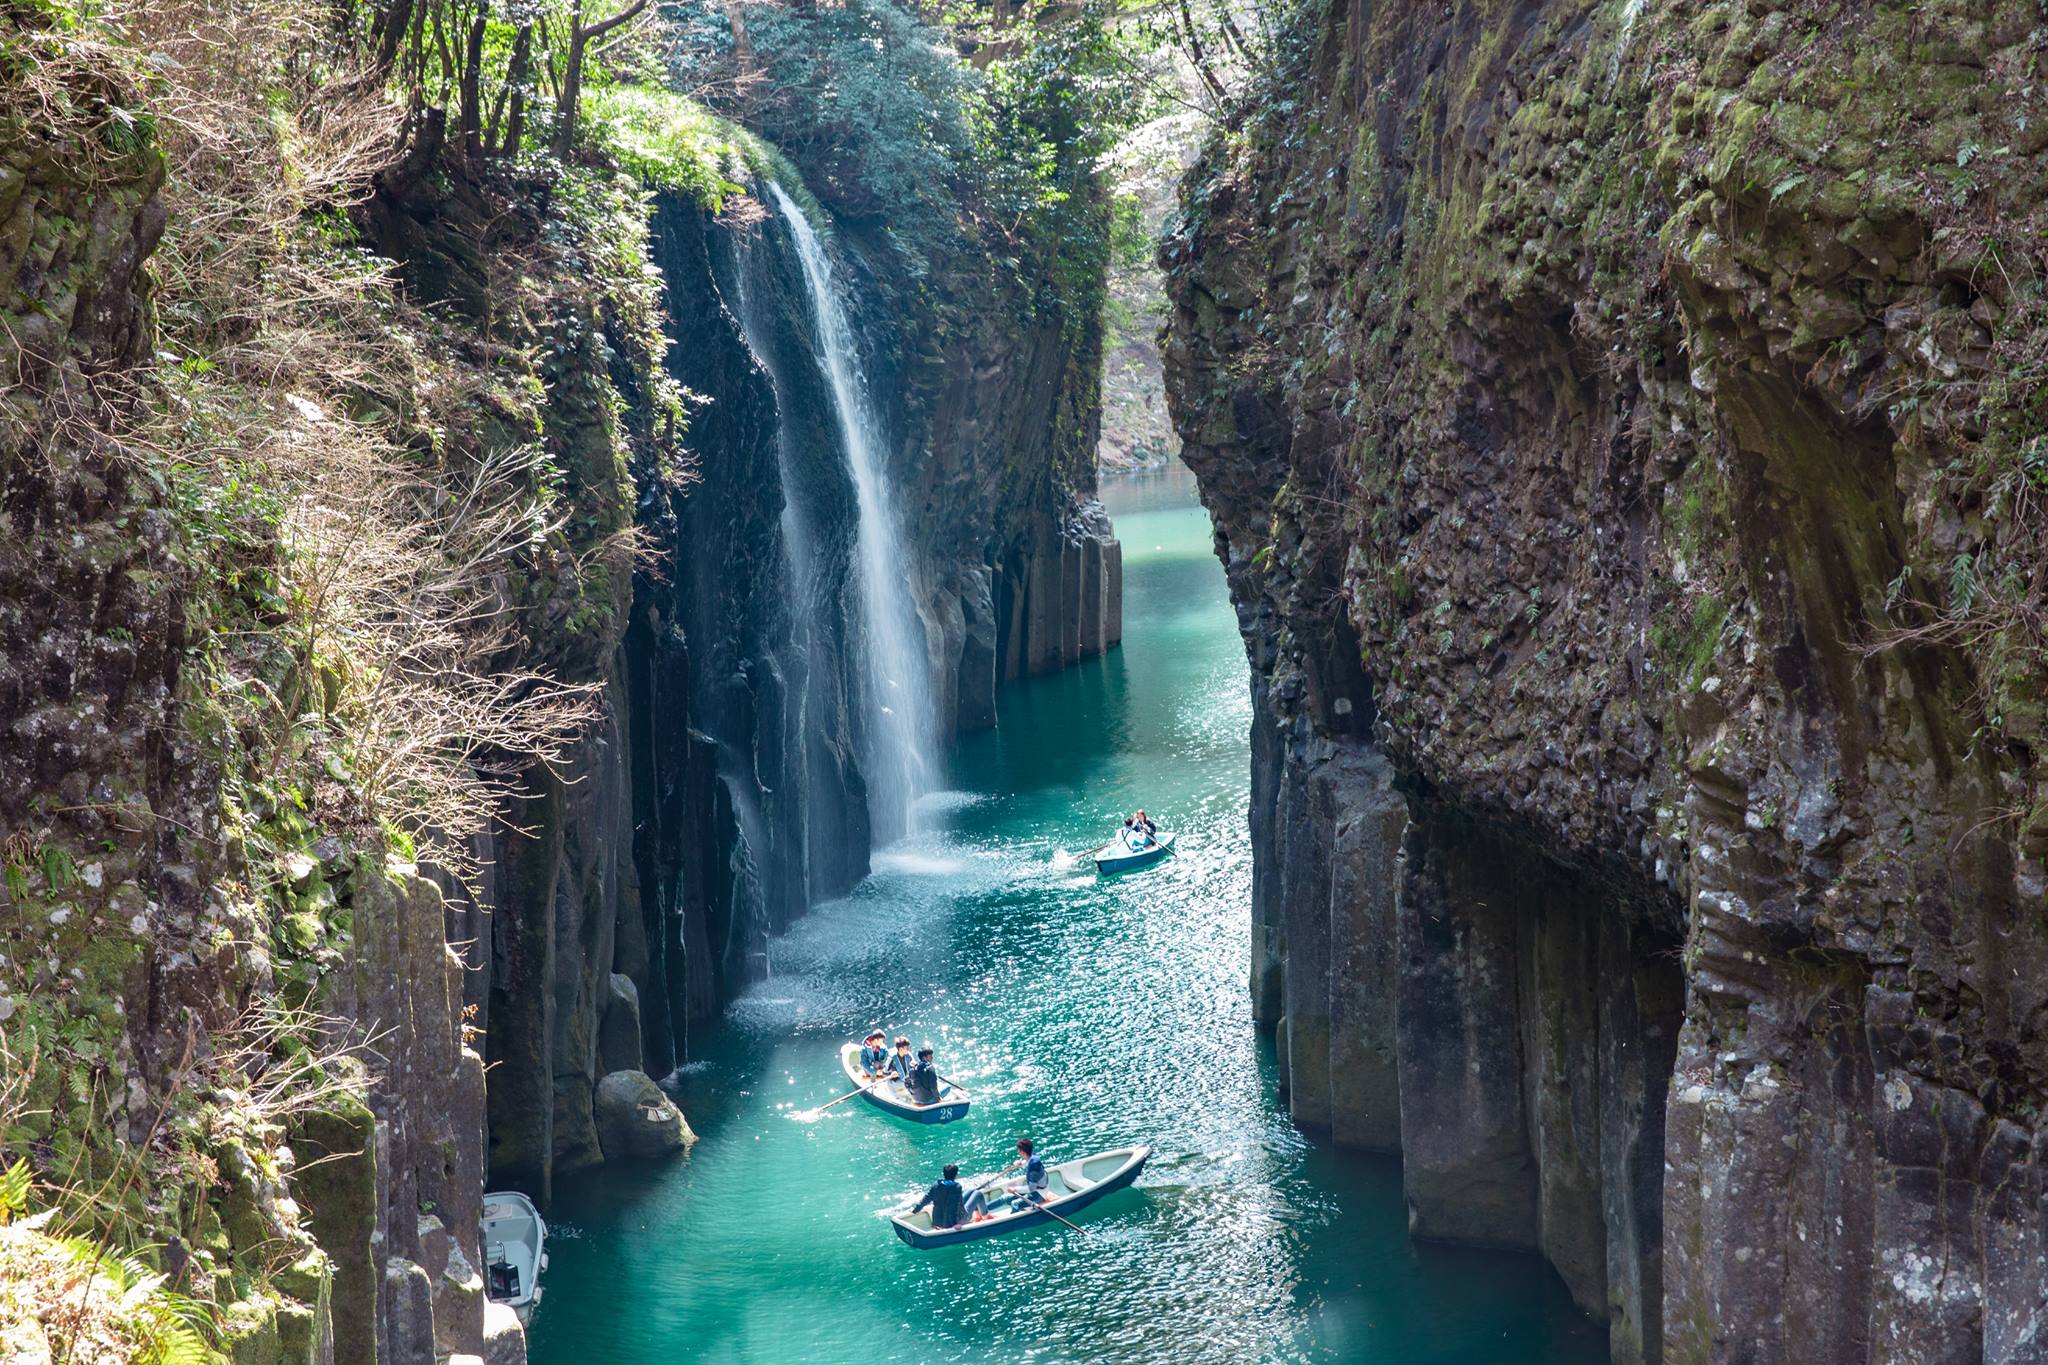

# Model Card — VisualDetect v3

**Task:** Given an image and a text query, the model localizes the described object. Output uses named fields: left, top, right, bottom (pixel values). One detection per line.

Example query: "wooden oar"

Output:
left=1032, top=1199, right=1090, bottom=1236
left=967, top=1160, right=1019, bottom=1195
left=811, top=1078, right=880, bottom=1114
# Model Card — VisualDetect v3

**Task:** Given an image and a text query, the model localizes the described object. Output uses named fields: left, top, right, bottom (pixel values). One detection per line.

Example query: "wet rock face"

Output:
left=868, top=228, right=1124, bottom=726
left=1164, top=0, right=2048, bottom=1357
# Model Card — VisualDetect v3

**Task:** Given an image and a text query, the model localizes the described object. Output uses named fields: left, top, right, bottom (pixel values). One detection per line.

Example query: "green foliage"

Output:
left=580, top=84, right=747, bottom=206
left=671, top=0, right=976, bottom=245
left=0, top=1159, right=29, bottom=1219
left=1652, top=594, right=1730, bottom=693
left=59, top=1239, right=219, bottom=1365
left=670, top=0, right=1150, bottom=293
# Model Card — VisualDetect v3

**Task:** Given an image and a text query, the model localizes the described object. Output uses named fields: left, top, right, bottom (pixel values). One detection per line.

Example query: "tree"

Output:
left=553, top=0, right=652, bottom=156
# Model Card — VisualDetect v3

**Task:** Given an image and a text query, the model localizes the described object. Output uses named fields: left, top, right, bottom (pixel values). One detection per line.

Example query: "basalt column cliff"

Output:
left=1163, top=0, right=2048, bottom=1359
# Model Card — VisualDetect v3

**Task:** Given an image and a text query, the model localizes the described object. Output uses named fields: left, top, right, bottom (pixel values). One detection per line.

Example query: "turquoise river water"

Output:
left=529, top=467, right=1609, bottom=1364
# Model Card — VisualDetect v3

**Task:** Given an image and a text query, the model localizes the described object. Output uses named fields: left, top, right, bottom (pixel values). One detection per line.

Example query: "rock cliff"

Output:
left=1163, top=0, right=2048, bottom=1358
left=2, top=35, right=491, bottom=1364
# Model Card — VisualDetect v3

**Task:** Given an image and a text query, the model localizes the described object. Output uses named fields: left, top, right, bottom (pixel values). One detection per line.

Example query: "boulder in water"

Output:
left=593, top=1070, right=695, bottom=1162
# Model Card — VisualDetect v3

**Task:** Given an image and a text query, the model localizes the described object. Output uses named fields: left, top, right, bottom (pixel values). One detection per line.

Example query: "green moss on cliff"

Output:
left=3, top=0, right=696, bottom=1349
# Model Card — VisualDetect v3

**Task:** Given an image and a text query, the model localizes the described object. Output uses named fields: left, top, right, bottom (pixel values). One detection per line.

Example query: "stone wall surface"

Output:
left=1, top=42, right=493, bottom=1363
left=1162, top=0, right=2048, bottom=1358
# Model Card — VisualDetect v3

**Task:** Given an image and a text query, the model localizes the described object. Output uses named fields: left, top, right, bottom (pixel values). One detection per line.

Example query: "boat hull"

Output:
left=890, top=1145, right=1152, bottom=1248
left=838, top=1044, right=969, bottom=1124
left=1091, top=832, right=1174, bottom=874
left=481, top=1190, right=546, bottom=1322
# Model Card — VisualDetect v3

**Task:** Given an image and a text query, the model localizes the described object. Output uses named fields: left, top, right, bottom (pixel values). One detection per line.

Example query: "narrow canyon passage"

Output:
left=527, top=468, right=1606, bottom=1364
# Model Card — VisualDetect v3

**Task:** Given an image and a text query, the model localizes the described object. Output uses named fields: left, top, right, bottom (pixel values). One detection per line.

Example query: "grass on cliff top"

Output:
left=581, top=84, right=747, bottom=207
left=580, top=82, right=826, bottom=220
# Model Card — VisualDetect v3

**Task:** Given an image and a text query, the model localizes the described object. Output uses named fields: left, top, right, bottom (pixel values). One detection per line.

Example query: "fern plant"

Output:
left=0, top=1159, right=219, bottom=1365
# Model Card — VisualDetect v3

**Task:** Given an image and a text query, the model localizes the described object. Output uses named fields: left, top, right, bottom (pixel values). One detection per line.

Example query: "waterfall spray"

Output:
left=768, top=184, right=936, bottom=840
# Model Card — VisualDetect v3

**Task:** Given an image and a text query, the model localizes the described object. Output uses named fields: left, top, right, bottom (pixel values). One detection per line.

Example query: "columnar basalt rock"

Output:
left=1, top=45, right=491, bottom=1361
left=1164, top=0, right=2048, bottom=1356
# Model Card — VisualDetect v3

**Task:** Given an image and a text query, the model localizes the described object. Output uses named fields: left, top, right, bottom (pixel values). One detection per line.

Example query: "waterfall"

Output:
left=768, top=184, right=936, bottom=841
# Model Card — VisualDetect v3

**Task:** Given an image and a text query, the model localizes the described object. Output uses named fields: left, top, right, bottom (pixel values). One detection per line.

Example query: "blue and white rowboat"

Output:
left=1091, top=830, right=1175, bottom=874
left=838, top=1043, right=970, bottom=1124
left=889, top=1145, right=1152, bottom=1248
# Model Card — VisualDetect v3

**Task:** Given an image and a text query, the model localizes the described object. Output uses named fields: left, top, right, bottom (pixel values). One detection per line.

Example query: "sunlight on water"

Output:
left=529, top=465, right=1607, bottom=1365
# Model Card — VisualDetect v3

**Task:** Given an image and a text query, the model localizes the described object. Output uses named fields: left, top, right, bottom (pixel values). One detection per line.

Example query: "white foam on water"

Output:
left=871, top=848, right=974, bottom=877
left=913, top=788, right=988, bottom=815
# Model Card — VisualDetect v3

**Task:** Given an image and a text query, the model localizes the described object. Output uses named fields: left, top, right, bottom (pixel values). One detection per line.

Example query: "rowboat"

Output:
left=838, top=1043, right=970, bottom=1124
left=1090, top=830, right=1175, bottom=874
left=480, top=1190, right=547, bottom=1323
left=889, top=1145, right=1152, bottom=1248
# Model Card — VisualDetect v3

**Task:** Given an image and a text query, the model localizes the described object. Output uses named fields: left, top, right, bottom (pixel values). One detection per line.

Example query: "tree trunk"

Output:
left=722, top=0, right=753, bottom=81
left=1211, top=0, right=1254, bottom=66
left=459, top=2, right=489, bottom=164
left=488, top=24, right=532, bottom=155
left=555, top=0, right=586, bottom=157
left=371, top=0, right=413, bottom=74
left=555, top=0, right=648, bottom=157
left=1177, top=0, right=1227, bottom=104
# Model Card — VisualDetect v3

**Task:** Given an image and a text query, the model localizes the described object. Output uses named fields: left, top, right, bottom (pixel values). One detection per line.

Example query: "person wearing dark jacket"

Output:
left=906, top=1044, right=942, bottom=1105
left=912, top=1164, right=981, bottom=1229
left=884, top=1036, right=914, bottom=1084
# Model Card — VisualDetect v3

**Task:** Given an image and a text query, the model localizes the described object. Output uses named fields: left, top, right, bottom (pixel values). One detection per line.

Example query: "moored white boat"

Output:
left=889, top=1145, right=1152, bottom=1248
left=838, top=1043, right=969, bottom=1124
left=1090, top=830, right=1175, bottom=874
left=481, top=1190, right=547, bottom=1324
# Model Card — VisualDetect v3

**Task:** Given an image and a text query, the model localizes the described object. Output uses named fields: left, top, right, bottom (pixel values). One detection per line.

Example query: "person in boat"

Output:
left=884, top=1036, right=914, bottom=1084
left=858, top=1030, right=889, bottom=1077
left=1010, top=1137, right=1050, bottom=1204
left=905, top=1044, right=943, bottom=1106
left=1122, top=809, right=1158, bottom=850
left=912, top=1163, right=975, bottom=1230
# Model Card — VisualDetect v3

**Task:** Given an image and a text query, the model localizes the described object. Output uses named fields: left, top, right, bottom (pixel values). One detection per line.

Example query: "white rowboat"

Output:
left=481, top=1190, right=547, bottom=1323
left=838, top=1043, right=969, bottom=1124
left=889, top=1145, right=1152, bottom=1248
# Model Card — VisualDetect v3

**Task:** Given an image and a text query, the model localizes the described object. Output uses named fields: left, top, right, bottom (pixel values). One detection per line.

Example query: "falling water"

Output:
left=768, top=184, right=935, bottom=840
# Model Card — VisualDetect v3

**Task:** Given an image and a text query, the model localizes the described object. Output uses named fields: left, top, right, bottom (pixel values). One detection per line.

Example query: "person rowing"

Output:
left=1008, top=1137, right=1049, bottom=1204
left=1122, top=809, right=1158, bottom=850
left=883, top=1035, right=914, bottom=1085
